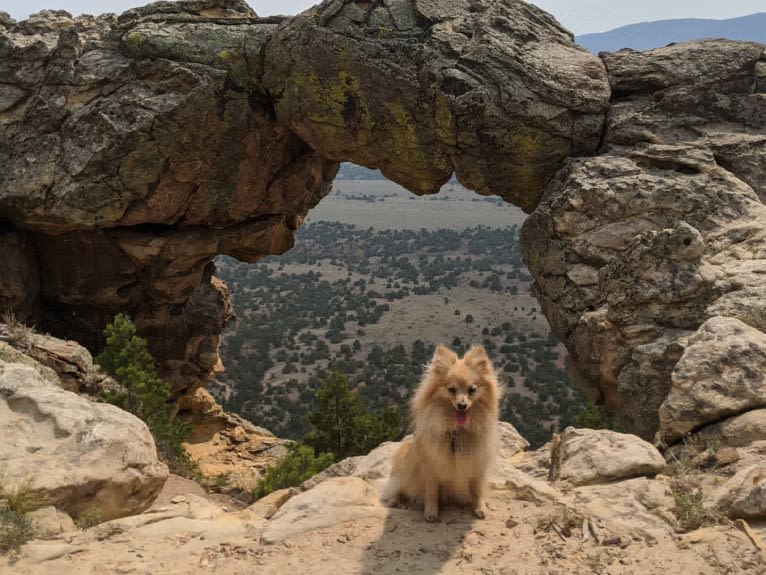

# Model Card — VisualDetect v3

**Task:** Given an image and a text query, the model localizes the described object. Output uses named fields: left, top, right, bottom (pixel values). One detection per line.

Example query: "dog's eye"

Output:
left=468, top=386, right=477, bottom=395
left=447, top=387, right=456, bottom=395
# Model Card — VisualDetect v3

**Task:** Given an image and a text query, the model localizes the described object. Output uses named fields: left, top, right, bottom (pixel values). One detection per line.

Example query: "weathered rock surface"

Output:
left=6, top=429, right=766, bottom=575
left=0, top=323, right=102, bottom=393
left=0, top=363, right=168, bottom=521
left=549, top=427, right=666, bottom=485
left=694, top=409, right=766, bottom=448
left=26, top=507, right=76, bottom=540
left=658, top=317, right=766, bottom=444
left=522, top=39, right=766, bottom=441
left=573, top=476, right=675, bottom=541
left=178, top=387, right=289, bottom=490
left=715, top=463, right=766, bottom=519
left=0, top=0, right=334, bottom=397
left=261, top=476, right=387, bottom=544
left=263, top=0, right=609, bottom=209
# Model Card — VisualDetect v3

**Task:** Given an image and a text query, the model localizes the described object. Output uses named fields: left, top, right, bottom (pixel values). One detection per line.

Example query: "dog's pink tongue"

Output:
left=456, top=410, right=469, bottom=425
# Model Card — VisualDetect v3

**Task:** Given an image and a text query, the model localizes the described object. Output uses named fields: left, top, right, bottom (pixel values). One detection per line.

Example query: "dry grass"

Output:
left=664, top=436, right=727, bottom=533
left=535, top=505, right=585, bottom=538
left=669, top=476, right=725, bottom=533
left=0, top=476, right=42, bottom=554
left=0, top=308, right=35, bottom=352
left=740, top=308, right=766, bottom=332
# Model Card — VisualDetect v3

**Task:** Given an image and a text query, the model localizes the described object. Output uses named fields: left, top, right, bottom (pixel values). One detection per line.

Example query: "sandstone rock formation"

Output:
left=659, top=317, right=766, bottom=444
left=0, top=0, right=609, bottom=403
left=521, top=40, right=766, bottom=442
left=179, top=387, right=289, bottom=490
left=717, top=462, right=766, bottom=520
left=0, top=324, right=288, bottom=496
left=263, top=0, right=609, bottom=208
left=0, top=362, right=168, bottom=521
left=0, top=0, right=764, bottom=448
left=0, top=0, right=335, bottom=397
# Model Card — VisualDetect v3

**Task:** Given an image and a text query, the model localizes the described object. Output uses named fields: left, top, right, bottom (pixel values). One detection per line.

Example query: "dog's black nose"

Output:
left=457, top=401, right=467, bottom=411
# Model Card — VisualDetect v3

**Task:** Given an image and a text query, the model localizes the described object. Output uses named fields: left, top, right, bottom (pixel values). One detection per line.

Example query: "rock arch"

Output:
left=1, top=0, right=764, bottom=443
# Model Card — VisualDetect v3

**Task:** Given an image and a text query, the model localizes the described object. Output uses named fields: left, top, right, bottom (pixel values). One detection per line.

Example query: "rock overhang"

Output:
left=262, top=0, right=610, bottom=210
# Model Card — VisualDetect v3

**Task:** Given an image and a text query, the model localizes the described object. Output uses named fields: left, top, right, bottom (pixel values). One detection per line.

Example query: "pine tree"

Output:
left=303, top=369, right=401, bottom=460
left=97, top=313, right=191, bottom=468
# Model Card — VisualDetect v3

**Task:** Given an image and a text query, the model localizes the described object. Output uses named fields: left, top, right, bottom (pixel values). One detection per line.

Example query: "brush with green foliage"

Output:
left=252, top=444, right=334, bottom=500
left=97, top=313, right=194, bottom=475
left=0, top=478, right=38, bottom=554
left=577, top=403, right=623, bottom=432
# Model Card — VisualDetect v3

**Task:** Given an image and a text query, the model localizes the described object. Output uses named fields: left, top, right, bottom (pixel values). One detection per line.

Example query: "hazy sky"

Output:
left=3, top=0, right=765, bottom=34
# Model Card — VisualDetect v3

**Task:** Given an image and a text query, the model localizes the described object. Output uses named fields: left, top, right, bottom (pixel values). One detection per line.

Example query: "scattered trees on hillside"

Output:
left=253, top=368, right=402, bottom=499
left=214, top=222, right=583, bottom=448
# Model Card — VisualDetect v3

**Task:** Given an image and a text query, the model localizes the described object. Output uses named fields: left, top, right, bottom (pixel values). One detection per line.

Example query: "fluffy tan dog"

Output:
left=383, top=345, right=501, bottom=521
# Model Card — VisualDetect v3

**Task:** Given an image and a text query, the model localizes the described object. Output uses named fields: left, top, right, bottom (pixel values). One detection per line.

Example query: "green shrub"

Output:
left=96, top=313, right=193, bottom=476
left=0, top=509, right=33, bottom=554
left=577, top=403, right=623, bottom=432
left=670, top=478, right=722, bottom=532
left=0, top=478, right=38, bottom=554
left=74, top=508, right=102, bottom=530
left=253, top=443, right=334, bottom=500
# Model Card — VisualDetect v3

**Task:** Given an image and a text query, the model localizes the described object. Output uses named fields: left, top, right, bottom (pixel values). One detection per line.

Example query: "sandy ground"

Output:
left=6, top=473, right=765, bottom=575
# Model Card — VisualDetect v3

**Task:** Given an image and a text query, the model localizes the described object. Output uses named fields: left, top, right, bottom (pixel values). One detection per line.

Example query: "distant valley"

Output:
left=213, top=179, right=583, bottom=447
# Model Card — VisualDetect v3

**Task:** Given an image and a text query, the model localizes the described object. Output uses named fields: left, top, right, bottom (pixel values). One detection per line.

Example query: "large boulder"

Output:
left=548, top=427, right=666, bottom=485
left=714, top=463, right=766, bottom=519
left=522, top=40, right=766, bottom=441
left=658, top=317, right=766, bottom=444
left=0, top=363, right=168, bottom=521
left=260, top=476, right=387, bottom=544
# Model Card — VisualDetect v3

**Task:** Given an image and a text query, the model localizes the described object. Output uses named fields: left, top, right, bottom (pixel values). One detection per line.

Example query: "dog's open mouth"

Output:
left=455, top=410, right=469, bottom=425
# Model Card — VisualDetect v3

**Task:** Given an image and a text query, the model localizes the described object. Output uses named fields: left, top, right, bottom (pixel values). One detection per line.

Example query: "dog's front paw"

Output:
left=472, top=498, right=486, bottom=519
left=423, top=506, right=439, bottom=522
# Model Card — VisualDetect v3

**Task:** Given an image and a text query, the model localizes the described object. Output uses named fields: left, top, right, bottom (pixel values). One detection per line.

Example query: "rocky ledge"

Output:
left=2, top=318, right=766, bottom=573
left=4, top=420, right=766, bottom=574
left=0, top=328, right=286, bottom=519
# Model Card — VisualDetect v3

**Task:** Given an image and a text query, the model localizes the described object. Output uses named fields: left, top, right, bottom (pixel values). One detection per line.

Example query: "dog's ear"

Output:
left=430, top=345, right=458, bottom=374
left=464, top=346, right=493, bottom=375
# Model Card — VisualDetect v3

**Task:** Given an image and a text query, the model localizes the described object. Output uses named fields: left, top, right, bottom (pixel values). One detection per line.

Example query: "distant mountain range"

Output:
left=576, top=12, right=766, bottom=53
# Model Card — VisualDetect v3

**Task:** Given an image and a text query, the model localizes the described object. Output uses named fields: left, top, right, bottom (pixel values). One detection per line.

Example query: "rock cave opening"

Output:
left=209, top=163, right=586, bottom=448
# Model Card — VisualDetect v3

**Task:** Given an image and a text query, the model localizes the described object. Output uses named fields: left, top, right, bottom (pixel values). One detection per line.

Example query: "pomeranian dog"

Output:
left=383, top=345, right=501, bottom=521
